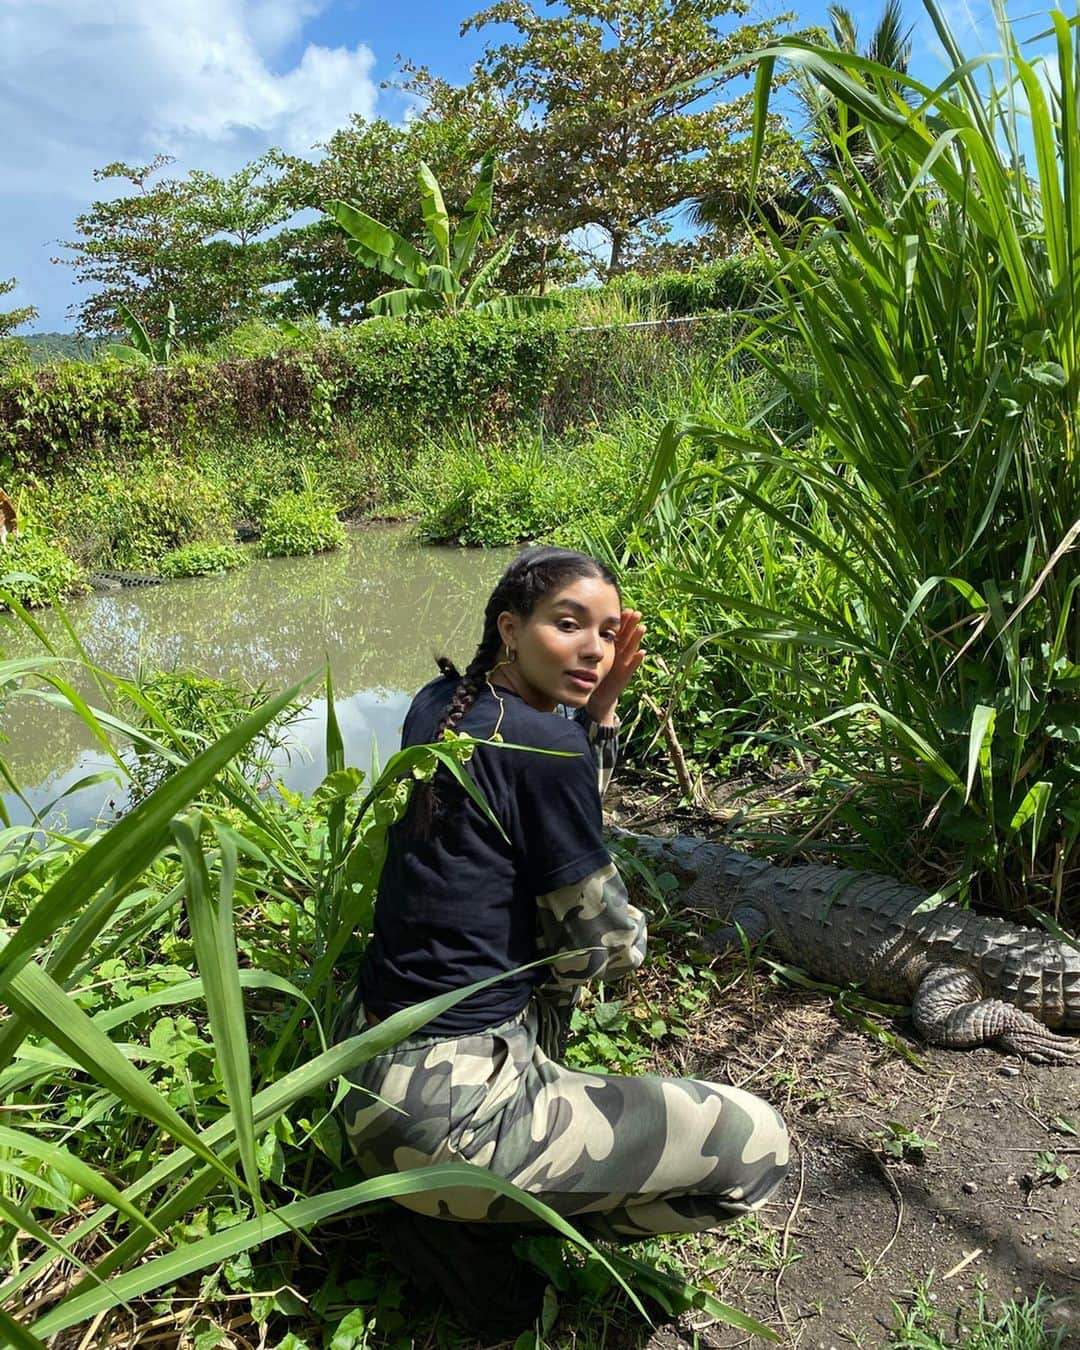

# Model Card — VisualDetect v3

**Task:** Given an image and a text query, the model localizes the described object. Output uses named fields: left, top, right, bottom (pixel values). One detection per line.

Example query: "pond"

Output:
left=0, top=525, right=511, bottom=829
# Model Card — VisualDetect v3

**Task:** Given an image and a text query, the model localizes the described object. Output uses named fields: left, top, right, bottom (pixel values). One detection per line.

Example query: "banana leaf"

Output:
left=368, top=287, right=445, bottom=318
left=324, top=201, right=428, bottom=286
left=417, top=160, right=451, bottom=268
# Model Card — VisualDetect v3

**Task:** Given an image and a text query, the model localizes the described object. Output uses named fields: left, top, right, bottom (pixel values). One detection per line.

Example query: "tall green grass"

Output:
left=611, top=0, right=1080, bottom=920
left=0, top=594, right=771, bottom=1344
left=0, top=606, right=572, bottom=1342
left=410, top=348, right=785, bottom=549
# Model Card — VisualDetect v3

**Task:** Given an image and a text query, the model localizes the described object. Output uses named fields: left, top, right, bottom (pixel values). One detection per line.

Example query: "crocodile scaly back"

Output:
left=614, top=830, right=1079, bottom=1057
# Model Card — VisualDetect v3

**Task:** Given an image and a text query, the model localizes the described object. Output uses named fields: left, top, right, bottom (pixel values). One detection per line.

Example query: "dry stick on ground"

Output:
left=999, top=1146, right=1080, bottom=1153
left=1015, top=1097, right=1079, bottom=1137
left=639, top=690, right=708, bottom=810
left=943, top=1248, right=985, bottom=1282
left=925, top=1074, right=955, bottom=1137
left=851, top=1146, right=905, bottom=1289
left=99, top=1309, right=258, bottom=1348
left=732, top=1045, right=786, bottom=1092
left=774, top=1142, right=807, bottom=1345
left=20, top=1268, right=85, bottom=1318
left=74, top=1309, right=107, bottom=1350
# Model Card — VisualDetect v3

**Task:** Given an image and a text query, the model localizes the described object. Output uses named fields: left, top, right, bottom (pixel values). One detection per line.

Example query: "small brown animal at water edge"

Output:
left=0, top=489, right=17, bottom=543
left=616, top=830, right=1079, bottom=1064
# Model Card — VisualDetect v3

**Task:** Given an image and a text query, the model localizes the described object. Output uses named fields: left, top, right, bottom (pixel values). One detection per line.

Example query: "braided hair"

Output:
left=409, top=545, right=620, bottom=833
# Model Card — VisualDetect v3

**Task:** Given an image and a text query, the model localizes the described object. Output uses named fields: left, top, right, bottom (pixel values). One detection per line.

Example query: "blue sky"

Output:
left=2, top=0, right=1002, bottom=332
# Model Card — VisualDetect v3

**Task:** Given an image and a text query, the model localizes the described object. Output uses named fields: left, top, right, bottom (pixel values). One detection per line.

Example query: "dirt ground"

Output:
left=633, top=976, right=1080, bottom=1350
left=591, top=781, right=1080, bottom=1350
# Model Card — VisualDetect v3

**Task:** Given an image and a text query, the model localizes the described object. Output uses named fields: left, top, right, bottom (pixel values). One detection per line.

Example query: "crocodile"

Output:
left=87, top=570, right=166, bottom=591
left=615, top=830, right=1079, bottom=1063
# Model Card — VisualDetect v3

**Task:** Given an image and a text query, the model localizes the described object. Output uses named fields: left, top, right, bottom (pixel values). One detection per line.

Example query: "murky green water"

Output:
left=1, top=525, right=511, bottom=828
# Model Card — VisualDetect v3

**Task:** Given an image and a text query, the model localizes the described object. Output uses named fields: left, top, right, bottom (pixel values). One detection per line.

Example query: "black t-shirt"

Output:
left=356, top=674, right=611, bottom=1034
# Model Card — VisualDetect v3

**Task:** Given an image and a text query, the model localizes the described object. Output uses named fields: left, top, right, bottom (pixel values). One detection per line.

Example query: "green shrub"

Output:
left=0, top=337, right=33, bottom=375
left=0, top=530, right=85, bottom=606
left=122, top=668, right=305, bottom=803
left=411, top=432, right=594, bottom=546
left=0, top=312, right=731, bottom=479
left=159, top=542, right=249, bottom=578
left=212, top=424, right=406, bottom=527
left=410, top=352, right=756, bottom=549
left=0, top=315, right=559, bottom=473
left=260, top=471, right=346, bottom=557
left=202, top=317, right=318, bottom=361
left=53, top=465, right=231, bottom=570
left=591, top=258, right=772, bottom=318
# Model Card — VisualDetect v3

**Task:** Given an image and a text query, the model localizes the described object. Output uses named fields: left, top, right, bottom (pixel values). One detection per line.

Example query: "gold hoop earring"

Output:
left=488, top=645, right=516, bottom=676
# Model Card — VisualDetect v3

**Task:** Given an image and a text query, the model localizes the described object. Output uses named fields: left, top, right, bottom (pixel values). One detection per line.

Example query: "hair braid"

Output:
left=435, top=606, right=503, bottom=742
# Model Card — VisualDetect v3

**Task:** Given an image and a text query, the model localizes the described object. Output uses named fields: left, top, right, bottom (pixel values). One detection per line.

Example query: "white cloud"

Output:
left=0, top=0, right=378, bottom=327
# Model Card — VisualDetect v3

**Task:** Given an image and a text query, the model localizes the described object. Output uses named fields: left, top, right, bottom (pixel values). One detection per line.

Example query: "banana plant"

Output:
left=104, top=300, right=176, bottom=366
left=325, top=151, right=561, bottom=319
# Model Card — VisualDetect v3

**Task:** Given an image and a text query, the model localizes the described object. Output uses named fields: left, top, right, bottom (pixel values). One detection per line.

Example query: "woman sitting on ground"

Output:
left=338, top=546, right=789, bottom=1334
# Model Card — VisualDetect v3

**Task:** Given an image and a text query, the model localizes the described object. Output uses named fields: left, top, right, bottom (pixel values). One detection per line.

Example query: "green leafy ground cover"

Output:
left=160, top=542, right=250, bottom=579
left=0, top=530, right=85, bottom=607
left=260, top=471, right=347, bottom=559
left=889, top=1280, right=1066, bottom=1350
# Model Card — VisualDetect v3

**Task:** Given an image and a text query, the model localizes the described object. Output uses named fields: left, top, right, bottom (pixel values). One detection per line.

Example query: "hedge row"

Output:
left=0, top=312, right=741, bottom=479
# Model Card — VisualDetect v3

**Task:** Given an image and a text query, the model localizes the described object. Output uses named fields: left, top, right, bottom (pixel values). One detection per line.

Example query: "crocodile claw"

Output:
left=998, top=1026, right=1079, bottom=1064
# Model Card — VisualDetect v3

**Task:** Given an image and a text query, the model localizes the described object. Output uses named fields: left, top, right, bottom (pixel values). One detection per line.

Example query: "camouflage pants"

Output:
left=339, top=998, right=789, bottom=1238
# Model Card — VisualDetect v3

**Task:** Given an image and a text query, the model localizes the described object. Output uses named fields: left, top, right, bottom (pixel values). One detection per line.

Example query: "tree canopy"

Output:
left=692, top=0, right=913, bottom=234
left=457, top=0, right=803, bottom=272
left=0, top=278, right=37, bottom=342
left=53, top=0, right=812, bottom=338
left=58, top=155, right=289, bottom=341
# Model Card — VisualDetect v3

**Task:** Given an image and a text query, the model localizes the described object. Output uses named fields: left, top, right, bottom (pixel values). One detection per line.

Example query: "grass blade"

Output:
left=30, top=1165, right=648, bottom=1338
left=0, top=677, right=312, bottom=996
left=171, top=814, right=262, bottom=1207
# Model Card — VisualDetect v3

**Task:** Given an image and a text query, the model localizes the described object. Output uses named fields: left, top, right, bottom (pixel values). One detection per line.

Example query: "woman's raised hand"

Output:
left=587, top=608, right=646, bottom=726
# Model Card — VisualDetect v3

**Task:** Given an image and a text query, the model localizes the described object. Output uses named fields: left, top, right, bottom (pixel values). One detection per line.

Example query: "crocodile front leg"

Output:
left=913, top=965, right=1078, bottom=1063
left=707, top=903, right=771, bottom=952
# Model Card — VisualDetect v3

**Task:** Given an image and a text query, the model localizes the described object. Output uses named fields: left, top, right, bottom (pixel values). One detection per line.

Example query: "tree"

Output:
left=270, top=86, right=575, bottom=321
left=0, top=277, right=37, bottom=340
left=458, top=0, right=803, bottom=274
left=57, top=155, right=290, bottom=344
left=691, top=0, right=912, bottom=234
left=801, top=1, right=912, bottom=193
left=272, top=114, right=497, bottom=322
left=326, top=151, right=562, bottom=317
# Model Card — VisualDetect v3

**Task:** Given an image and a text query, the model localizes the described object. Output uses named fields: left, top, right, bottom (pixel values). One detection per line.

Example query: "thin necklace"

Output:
left=485, top=660, right=513, bottom=741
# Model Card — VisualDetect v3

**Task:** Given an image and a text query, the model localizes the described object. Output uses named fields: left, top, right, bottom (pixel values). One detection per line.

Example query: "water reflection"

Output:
left=0, top=525, right=511, bottom=827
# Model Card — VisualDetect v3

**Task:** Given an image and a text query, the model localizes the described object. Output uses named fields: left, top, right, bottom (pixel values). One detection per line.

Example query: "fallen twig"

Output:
left=639, top=690, right=704, bottom=808
left=943, top=1249, right=984, bottom=1281
left=75, top=1309, right=107, bottom=1350
left=774, top=1141, right=807, bottom=1344
left=851, top=1145, right=904, bottom=1288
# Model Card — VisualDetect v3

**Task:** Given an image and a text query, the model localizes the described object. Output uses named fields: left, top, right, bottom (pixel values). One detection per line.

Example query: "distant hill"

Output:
left=21, top=332, right=102, bottom=364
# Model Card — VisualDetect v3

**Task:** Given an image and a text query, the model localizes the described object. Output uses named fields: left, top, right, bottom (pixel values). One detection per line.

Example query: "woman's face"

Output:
left=497, top=575, right=621, bottom=712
